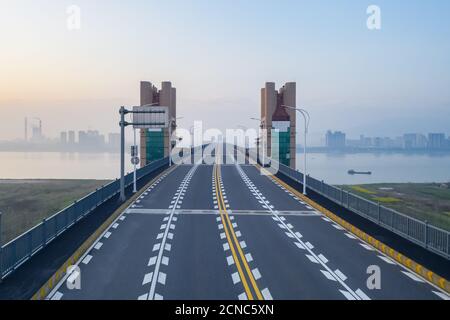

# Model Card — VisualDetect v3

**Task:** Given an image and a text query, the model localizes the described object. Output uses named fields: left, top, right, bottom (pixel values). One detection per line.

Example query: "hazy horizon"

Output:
left=1, top=0, right=450, bottom=146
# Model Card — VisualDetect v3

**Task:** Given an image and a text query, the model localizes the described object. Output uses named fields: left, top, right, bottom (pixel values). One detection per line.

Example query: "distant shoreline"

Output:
left=296, top=147, right=450, bottom=155
left=1, top=148, right=450, bottom=155
left=0, top=148, right=123, bottom=154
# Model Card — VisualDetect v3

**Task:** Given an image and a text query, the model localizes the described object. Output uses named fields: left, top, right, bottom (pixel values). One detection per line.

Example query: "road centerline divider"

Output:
left=214, top=148, right=264, bottom=300
left=214, top=164, right=255, bottom=300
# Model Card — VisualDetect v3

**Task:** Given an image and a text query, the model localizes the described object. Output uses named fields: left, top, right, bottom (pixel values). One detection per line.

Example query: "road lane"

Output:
left=158, top=165, right=240, bottom=299
left=136, top=165, right=193, bottom=209
left=44, top=144, right=449, bottom=300
left=262, top=171, right=448, bottom=300
left=241, top=162, right=448, bottom=300
left=140, top=164, right=199, bottom=300
left=220, top=164, right=350, bottom=299
left=47, top=165, right=190, bottom=300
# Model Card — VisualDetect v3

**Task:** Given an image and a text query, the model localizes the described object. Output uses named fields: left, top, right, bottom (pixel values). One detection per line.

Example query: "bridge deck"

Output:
left=46, top=149, right=448, bottom=300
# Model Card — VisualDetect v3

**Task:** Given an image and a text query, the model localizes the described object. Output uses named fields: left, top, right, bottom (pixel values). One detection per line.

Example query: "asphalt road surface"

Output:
left=46, top=145, right=450, bottom=300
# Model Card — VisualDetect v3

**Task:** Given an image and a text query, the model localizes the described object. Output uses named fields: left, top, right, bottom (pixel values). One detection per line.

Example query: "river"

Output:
left=1, top=151, right=449, bottom=184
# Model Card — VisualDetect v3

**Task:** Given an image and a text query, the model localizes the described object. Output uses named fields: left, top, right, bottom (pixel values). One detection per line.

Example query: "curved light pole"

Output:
left=282, top=105, right=310, bottom=195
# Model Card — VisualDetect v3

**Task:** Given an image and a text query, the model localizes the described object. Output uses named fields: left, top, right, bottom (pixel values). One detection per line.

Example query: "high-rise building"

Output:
left=259, top=82, right=296, bottom=169
left=78, top=130, right=105, bottom=149
left=325, top=131, right=346, bottom=150
left=428, top=133, right=446, bottom=150
left=60, top=131, right=68, bottom=144
left=403, top=133, right=427, bottom=149
left=139, top=81, right=177, bottom=166
left=108, top=133, right=121, bottom=148
left=68, top=131, right=76, bottom=144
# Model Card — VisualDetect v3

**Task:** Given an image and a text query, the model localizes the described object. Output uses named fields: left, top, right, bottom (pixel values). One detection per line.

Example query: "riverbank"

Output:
left=0, top=179, right=111, bottom=244
left=340, top=182, right=450, bottom=231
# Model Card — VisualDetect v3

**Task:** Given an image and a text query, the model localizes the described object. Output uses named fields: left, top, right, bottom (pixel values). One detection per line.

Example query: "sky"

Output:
left=1, top=0, right=450, bottom=145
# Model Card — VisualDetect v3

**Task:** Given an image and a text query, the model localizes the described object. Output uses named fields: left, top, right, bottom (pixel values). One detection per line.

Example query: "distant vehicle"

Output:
left=348, top=169, right=372, bottom=175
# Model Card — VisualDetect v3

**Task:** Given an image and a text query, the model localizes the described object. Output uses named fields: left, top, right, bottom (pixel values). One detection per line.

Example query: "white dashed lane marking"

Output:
left=401, top=271, right=426, bottom=283
left=50, top=291, right=63, bottom=300
left=377, top=255, right=396, bottom=265
left=139, top=165, right=199, bottom=300
left=234, top=160, right=365, bottom=300
left=334, top=269, right=347, bottom=282
left=359, top=243, right=375, bottom=251
left=82, top=255, right=93, bottom=265
left=432, top=291, right=450, bottom=300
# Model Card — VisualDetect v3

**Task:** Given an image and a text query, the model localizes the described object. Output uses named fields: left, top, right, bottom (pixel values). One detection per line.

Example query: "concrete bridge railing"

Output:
left=274, top=160, right=450, bottom=260
left=0, top=157, right=169, bottom=280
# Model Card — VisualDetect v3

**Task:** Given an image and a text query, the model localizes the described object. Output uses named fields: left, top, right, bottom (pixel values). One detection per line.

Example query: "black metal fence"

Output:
left=276, top=161, right=450, bottom=260
left=0, top=158, right=168, bottom=279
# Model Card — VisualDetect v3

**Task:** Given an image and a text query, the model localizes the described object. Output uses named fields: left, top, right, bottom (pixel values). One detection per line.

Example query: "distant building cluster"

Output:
left=59, top=130, right=120, bottom=151
left=325, top=131, right=346, bottom=150
left=328, top=131, right=450, bottom=151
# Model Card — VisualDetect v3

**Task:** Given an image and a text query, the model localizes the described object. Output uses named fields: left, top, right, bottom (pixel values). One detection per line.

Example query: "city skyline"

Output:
left=1, top=1, right=450, bottom=145
left=325, top=130, right=450, bottom=150
left=2, top=117, right=450, bottom=151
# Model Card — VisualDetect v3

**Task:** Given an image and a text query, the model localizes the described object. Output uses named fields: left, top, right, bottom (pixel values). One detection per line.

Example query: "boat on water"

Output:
left=348, top=169, right=372, bottom=175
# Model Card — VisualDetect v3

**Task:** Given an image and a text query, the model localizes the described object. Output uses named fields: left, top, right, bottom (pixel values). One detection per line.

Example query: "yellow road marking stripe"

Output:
left=214, top=165, right=254, bottom=300
left=216, top=165, right=264, bottom=300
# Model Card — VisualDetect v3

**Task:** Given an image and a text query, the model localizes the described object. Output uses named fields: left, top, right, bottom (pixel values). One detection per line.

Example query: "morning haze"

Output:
left=1, top=0, right=449, bottom=145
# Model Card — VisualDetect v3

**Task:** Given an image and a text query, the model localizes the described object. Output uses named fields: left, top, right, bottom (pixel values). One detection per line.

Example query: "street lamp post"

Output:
left=120, top=106, right=127, bottom=201
left=133, top=128, right=137, bottom=193
left=282, top=105, right=310, bottom=195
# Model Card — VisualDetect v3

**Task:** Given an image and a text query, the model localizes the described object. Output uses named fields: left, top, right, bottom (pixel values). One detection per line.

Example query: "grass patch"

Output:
left=351, top=185, right=376, bottom=194
left=0, top=179, right=110, bottom=243
left=372, top=197, right=401, bottom=204
left=340, top=182, right=450, bottom=231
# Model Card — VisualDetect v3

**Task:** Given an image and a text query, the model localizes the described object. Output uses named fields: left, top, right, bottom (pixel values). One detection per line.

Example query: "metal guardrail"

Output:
left=275, top=161, right=450, bottom=260
left=0, top=157, right=168, bottom=279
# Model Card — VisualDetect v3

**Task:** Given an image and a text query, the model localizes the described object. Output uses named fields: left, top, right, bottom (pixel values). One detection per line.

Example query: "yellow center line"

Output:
left=214, top=164, right=254, bottom=300
left=215, top=164, right=264, bottom=300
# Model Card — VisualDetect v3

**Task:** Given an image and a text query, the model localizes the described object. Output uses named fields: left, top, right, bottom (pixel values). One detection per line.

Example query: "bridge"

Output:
left=8, top=144, right=441, bottom=301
